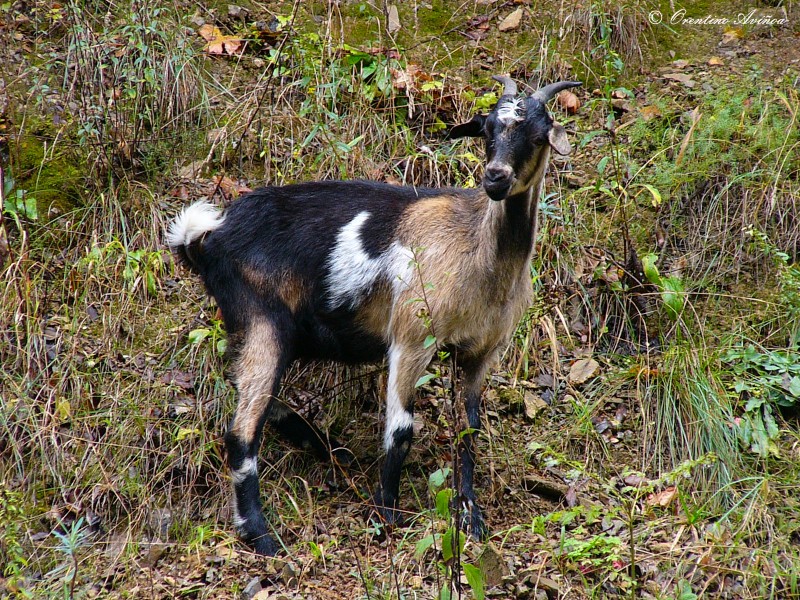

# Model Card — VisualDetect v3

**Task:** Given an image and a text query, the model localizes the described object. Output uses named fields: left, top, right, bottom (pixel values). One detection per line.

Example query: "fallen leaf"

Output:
left=557, top=90, right=581, bottom=114
left=663, top=73, right=696, bottom=88
left=213, top=175, right=252, bottom=197
left=721, top=26, right=744, bottom=46
left=647, top=486, right=678, bottom=507
left=523, top=391, right=547, bottom=419
left=708, top=56, right=724, bottom=66
left=463, top=15, right=490, bottom=40
left=640, top=105, right=662, bottom=121
left=386, top=4, right=401, bottom=34
left=671, top=59, right=689, bottom=69
left=198, top=24, right=243, bottom=56
left=568, top=358, right=599, bottom=384
left=623, top=473, right=649, bottom=487
left=498, top=8, right=523, bottom=32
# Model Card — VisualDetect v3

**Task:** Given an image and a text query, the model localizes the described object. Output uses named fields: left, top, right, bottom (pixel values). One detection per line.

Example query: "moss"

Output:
left=14, top=133, right=84, bottom=217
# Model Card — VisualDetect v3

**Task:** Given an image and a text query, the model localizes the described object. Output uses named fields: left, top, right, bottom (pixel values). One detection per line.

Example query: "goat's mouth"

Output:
left=484, top=179, right=513, bottom=201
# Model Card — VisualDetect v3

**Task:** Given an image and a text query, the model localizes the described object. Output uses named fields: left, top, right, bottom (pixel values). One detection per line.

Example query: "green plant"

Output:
left=0, top=488, right=29, bottom=598
left=2, top=173, right=38, bottom=224
left=722, top=344, right=798, bottom=457
left=77, top=239, right=168, bottom=298
left=414, top=468, right=485, bottom=600
left=48, top=518, right=87, bottom=600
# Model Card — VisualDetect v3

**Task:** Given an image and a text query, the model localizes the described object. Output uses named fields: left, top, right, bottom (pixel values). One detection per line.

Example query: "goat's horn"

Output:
left=532, top=81, right=582, bottom=103
left=491, top=75, right=518, bottom=97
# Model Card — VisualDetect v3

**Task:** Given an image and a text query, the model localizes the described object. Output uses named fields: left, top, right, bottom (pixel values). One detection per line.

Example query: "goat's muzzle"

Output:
left=484, top=164, right=514, bottom=201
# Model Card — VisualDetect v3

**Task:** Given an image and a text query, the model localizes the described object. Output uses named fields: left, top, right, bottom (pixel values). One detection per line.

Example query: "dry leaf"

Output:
left=523, top=391, right=547, bottom=419
left=498, top=8, right=523, bottom=32
left=568, top=358, right=599, bottom=384
left=463, top=15, right=490, bottom=40
left=671, top=59, right=689, bottom=69
left=557, top=90, right=581, bottom=114
left=623, top=473, right=649, bottom=487
left=647, top=486, right=678, bottom=507
left=198, top=24, right=243, bottom=55
left=708, top=56, right=724, bottom=66
left=387, top=4, right=401, bottom=34
left=721, top=27, right=744, bottom=46
left=663, top=73, right=696, bottom=88
left=213, top=175, right=252, bottom=197
left=640, top=105, right=662, bottom=121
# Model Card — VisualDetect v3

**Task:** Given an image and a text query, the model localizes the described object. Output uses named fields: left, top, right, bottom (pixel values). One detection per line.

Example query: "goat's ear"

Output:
left=548, top=123, right=571, bottom=155
left=447, top=114, right=486, bottom=139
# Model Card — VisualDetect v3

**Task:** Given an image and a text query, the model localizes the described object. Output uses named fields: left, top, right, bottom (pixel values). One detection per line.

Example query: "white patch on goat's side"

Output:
left=166, top=201, right=225, bottom=249
left=384, top=345, right=416, bottom=450
left=327, top=212, right=415, bottom=310
left=232, top=456, right=258, bottom=485
left=496, top=97, right=525, bottom=125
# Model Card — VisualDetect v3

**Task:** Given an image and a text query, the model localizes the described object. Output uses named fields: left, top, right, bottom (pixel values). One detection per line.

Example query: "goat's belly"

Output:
left=294, top=309, right=388, bottom=364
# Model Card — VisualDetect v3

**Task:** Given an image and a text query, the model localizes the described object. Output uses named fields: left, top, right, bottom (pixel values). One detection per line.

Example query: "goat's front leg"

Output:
left=456, top=353, right=495, bottom=540
left=373, top=343, right=433, bottom=526
left=224, top=320, right=290, bottom=555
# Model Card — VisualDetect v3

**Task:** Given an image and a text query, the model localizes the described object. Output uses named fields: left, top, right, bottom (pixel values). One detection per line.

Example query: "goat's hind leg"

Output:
left=225, top=319, right=290, bottom=555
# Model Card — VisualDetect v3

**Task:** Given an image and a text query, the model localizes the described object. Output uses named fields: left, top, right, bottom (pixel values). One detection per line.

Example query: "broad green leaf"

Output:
left=441, top=527, right=465, bottom=563
left=435, top=488, right=453, bottom=518
left=188, top=328, right=210, bottom=344
left=641, top=253, right=661, bottom=286
left=428, top=468, right=451, bottom=494
left=788, top=376, right=800, bottom=398
left=661, top=276, right=685, bottom=320
left=424, top=335, right=437, bottom=349
left=463, top=563, right=485, bottom=600
left=415, top=372, right=435, bottom=388
left=414, top=534, right=437, bottom=559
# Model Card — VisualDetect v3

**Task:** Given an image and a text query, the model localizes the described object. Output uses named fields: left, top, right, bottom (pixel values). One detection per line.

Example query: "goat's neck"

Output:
left=482, top=185, right=538, bottom=265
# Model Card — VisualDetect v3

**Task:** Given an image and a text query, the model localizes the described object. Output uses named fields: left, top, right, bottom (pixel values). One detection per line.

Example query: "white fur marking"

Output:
left=231, top=494, right=247, bottom=528
left=327, top=212, right=415, bottom=310
left=384, top=346, right=415, bottom=450
left=166, top=201, right=225, bottom=249
left=232, top=456, right=257, bottom=485
left=496, top=97, right=524, bottom=125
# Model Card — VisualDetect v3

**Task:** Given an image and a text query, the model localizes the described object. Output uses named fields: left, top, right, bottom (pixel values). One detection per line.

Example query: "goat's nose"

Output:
left=484, top=164, right=513, bottom=183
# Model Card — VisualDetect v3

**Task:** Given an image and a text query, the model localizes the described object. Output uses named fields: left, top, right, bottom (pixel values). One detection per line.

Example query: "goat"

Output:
left=166, top=76, right=581, bottom=555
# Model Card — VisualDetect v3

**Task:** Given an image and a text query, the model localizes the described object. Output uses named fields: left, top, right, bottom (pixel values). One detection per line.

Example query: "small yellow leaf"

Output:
left=56, top=398, right=71, bottom=422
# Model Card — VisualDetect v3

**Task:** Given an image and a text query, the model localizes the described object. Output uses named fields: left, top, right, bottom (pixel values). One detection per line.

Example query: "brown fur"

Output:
left=230, top=320, right=281, bottom=441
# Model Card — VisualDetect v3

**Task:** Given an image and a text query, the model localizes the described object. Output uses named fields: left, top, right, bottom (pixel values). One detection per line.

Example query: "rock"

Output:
left=242, top=576, right=263, bottom=600
left=498, top=8, right=523, bottom=32
left=387, top=4, right=401, bottom=34
left=228, top=5, right=249, bottom=18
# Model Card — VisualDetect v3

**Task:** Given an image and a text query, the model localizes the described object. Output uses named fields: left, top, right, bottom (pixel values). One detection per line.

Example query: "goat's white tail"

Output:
left=166, top=201, right=226, bottom=250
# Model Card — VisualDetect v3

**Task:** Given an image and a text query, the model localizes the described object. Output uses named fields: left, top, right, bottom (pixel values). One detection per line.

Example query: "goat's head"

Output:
left=449, top=76, right=581, bottom=201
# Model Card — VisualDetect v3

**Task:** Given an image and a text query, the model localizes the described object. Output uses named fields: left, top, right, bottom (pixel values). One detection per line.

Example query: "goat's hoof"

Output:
left=248, top=533, right=280, bottom=556
left=370, top=492, right=405, bottom=529
left=456, top=496, right=489, bottom=540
